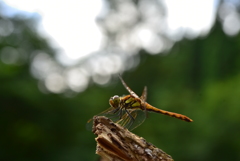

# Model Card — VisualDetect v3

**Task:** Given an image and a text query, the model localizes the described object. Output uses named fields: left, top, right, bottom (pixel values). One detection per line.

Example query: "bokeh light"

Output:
left=2, top=0, right=240, bottom=94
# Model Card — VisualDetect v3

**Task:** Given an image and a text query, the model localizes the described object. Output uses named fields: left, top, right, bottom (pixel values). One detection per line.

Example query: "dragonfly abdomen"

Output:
left=145, top=103, right=193, bottom=122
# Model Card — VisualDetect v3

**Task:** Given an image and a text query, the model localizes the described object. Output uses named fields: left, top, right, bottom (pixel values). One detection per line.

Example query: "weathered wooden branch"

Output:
left=92, top=116, right=174, bottom=161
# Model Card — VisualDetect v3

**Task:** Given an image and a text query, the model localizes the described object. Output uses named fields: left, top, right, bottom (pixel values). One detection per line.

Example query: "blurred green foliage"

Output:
left=1, top=8, right=240, bottom=161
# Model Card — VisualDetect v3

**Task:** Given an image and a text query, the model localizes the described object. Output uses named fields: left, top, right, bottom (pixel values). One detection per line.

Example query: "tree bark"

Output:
left=92, top=116, right=174, bottom=161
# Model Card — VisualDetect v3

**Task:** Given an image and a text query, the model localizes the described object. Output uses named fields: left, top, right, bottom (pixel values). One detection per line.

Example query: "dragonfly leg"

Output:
left=116, top=108, right=124, bottom=119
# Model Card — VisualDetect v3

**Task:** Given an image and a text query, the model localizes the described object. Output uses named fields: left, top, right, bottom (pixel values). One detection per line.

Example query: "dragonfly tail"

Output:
left=146, top=104, right=193, bottom=122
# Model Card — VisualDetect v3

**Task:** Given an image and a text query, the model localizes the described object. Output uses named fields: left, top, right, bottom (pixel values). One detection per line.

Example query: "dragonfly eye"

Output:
left=109, top=95, right=120, bottom=108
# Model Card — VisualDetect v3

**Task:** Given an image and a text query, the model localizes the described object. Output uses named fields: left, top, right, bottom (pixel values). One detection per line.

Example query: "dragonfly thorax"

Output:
left=109, top=95, right=121, bottom=109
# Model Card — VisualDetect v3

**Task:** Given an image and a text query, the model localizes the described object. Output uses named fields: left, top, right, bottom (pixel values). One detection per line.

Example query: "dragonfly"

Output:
left=87, top=75, right=193, bottom=131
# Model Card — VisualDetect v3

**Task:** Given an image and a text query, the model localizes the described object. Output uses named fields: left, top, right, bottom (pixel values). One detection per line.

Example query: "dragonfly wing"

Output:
left=140, top=86, right=148, bottom=118
left=118, top=75, right=140, bottom=98
left=129, top=110, right=146, bottom=130
left=116, top=113, right=131, bottom=127
left=117, top=109, right=146, bottom=131
left=86, top=106, right=121, bottom=131
left=87, top=107, right=114, bottom=123
left=140, top=86, right=147, bottom=101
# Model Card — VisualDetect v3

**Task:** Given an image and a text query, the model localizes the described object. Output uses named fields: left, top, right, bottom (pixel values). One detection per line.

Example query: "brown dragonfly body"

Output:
left=111, top=93, right=192, bottom=123
left=88, top=75, right=192, bottom=130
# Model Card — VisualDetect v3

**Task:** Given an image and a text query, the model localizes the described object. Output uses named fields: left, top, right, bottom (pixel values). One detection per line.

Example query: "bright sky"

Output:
left=1, top=0, right=220, bottom=93
left=2, top=0, right=217, bottom=61
left=163, top=0, right=217, bottom=40
left=3, top=0, right=104, bottom=61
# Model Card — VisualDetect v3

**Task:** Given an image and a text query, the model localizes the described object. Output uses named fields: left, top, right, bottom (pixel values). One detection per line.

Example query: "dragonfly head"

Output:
left=109, top=95, right=120, bottom=108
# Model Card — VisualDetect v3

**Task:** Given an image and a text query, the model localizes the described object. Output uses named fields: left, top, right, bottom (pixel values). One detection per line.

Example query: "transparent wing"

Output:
left=116, top=109, right=146, bottom=131
left=118, top=75, right=140, bottom=98
left=140, top=86, right=148, bottom=118
left=86, top=106, right=121, bottom=131
left=140, top=86, right=147, bottom=101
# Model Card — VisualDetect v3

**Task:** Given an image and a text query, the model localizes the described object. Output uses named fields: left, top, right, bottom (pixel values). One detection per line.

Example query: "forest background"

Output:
left=1, top=1, right=240, bottom=161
